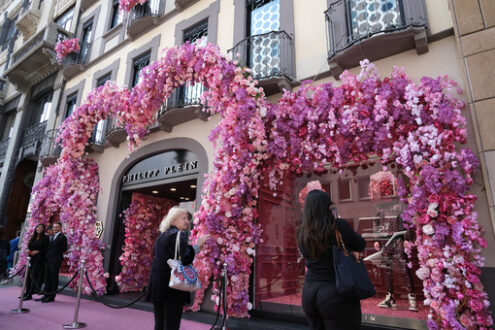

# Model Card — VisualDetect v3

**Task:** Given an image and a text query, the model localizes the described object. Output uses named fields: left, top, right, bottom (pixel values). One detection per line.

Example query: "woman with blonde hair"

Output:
left=147, top=206, right=210, bottom=330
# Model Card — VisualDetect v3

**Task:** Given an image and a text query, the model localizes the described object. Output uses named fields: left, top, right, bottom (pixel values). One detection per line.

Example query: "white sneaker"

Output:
left=408, top=293, right=418, bottom=311
left=378, top=292, right=396, bottom=308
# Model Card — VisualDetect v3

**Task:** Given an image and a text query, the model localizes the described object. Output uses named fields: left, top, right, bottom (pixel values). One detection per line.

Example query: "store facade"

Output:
left=29, top=0, right=494, bottom=328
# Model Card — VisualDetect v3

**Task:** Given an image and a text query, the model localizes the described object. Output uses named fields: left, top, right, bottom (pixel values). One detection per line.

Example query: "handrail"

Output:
left=228, top=30, right=294, bottom=81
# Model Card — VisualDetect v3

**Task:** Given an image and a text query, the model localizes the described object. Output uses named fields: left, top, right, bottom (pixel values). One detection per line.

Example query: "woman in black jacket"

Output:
left=24, top=224, right=49, bottom=300
left=147, top=207, right=210, bottom=330
left=298, top=190, right=366, bottom=330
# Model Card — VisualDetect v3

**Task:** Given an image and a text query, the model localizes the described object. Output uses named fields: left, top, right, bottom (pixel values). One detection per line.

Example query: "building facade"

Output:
left=0, top=0, right=494, bottom=328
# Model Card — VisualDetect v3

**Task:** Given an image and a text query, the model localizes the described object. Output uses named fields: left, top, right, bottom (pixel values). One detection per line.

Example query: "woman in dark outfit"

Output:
left=298, top=190, right=366, bottom=330
left=24, top=224, right=49, bottom=300
left=147, top=207, right=210, bottom=330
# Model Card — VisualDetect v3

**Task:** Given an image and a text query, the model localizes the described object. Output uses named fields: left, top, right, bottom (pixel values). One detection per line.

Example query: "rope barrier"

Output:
left=83, top=270, right=147, bottom=309
left=29, top=269, right=78, bottom=296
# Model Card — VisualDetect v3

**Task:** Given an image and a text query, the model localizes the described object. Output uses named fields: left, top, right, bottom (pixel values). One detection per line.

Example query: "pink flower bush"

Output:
left=20, top=40, right=492, bottom=328
left=55, top=38, right=80, bottom=64
left=119, top=0, right=148, bottom=12
left=116, top=193, right=176, bottom=292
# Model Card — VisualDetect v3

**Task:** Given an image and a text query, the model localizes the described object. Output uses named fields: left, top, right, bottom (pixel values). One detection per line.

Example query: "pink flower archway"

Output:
left=16, top=41, right=492, bottom=329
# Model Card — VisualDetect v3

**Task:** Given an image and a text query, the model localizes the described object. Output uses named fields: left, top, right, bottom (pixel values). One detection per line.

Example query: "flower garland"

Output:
left=116, top=193, right=176, bottom=292
left=55, top=38, right=80, bottom=64
left=23, top=39, right=492, bottom=328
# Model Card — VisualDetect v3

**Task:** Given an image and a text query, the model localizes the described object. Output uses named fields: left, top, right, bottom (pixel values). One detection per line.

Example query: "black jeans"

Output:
left=302, top=281, right=361, bottom=330
left=153, top=300, right=184, bottom=330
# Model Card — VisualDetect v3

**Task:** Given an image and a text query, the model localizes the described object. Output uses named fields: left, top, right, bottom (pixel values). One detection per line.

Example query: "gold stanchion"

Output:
left=11, top=257, right=30, bottom=314
left=63, top=260, right=87, bottom=329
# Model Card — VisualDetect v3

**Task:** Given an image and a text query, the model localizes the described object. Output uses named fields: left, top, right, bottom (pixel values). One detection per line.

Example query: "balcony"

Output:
left=39, top=129, right=61, bottom=166
left=15, top=0, right=41, bottom=41
left=86, top=125, right=106, bottom=153
left=127, top=0, right=163, bottom=39
left=157, top=84, right=208, bottom=132
left=325, top=0, right=428, bottom=79
left=4, top=22, right=71, bottom=91
left=61, top=41, right=92, bottom=79
left=229, top=31, right=295, bottom=96
left=0, top=138, right=10, bottom=163
left=106, top=118, right=126, bottom=147
left=18, top=121, right=47, bottom=160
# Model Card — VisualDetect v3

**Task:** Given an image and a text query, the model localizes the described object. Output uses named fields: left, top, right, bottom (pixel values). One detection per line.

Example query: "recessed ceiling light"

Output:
left=170, top=187, right=177, bottom=191
left=190, top=185, right=197, bottom=189
left=152, top=190, right=159, bottom=194
left=185, top=197, right=190, bottom=201
left=179, top=197, right=185, bottom=200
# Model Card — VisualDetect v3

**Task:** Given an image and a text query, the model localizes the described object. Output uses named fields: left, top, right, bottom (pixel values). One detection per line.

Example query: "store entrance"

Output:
left=108, top=178, right=197, bottom=293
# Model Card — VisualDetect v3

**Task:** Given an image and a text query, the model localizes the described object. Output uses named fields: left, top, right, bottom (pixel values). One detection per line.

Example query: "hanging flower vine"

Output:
left=18, top=39, right=492, bottom=328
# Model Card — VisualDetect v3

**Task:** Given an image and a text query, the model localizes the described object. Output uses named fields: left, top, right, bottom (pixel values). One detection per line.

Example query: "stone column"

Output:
left=449, top=0, right=495, bottom=318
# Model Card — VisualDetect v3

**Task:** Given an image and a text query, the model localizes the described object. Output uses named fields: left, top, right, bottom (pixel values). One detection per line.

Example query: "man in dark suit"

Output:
left=40, top=222, right=67, bottom=303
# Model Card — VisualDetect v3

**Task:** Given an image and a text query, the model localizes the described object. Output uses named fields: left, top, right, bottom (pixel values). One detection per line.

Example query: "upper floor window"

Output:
left=56, top=6, right=75, bottom=31
left=183, top=20, right=208, bottom=44
left=97, top=73, right=112, bottom=87
left=247, top=0, right=280, bottom=37
left=31, top=92, right=52, bottom=126
left=1, top=112, right=16, bottom=140
left=109, top=0, right=121, bottom=29
left=1, top=16, right=17, bottom=51
left=131, top=52, right=150, bottom=87
left=65, top=93, right=77, bottom=119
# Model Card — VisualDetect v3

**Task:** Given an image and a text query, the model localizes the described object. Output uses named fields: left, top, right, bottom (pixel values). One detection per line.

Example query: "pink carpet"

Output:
left=0, top=287, right=210, bottom=330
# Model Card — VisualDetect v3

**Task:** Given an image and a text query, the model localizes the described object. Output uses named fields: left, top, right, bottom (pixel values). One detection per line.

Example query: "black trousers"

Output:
left=43, top=262, right=61, bottom=300
left=153, top=300, right=184, bottom=330
left=302, top=280, right=361, bottom=330
left=26, top=259, right=44, bottom=295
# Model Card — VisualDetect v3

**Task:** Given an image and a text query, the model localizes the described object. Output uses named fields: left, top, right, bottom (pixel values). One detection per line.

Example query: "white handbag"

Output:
left=167, top=231, right=202, bottom=292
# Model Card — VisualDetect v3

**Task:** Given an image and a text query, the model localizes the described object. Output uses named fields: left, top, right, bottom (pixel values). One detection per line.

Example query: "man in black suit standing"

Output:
left=40, top=222, right=67, bottom=303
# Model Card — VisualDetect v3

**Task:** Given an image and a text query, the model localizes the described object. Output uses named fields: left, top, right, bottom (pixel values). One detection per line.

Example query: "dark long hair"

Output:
left=29, top=224, right=46, bottom=244
left=297, top=190, right=337, bottom=258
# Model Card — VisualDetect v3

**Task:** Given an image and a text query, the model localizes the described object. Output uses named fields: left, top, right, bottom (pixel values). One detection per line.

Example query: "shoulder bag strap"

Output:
left=335, top=229, right=349, bottom=257
left=174, top=231, right=181, bottom=260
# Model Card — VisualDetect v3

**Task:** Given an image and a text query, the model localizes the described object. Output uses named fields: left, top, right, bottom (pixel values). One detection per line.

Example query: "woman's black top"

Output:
left=147, top=226, right=196, bottom=303
left=28, top=235, right=49, bottom=263
left=300, top=218, right=366, bottom=282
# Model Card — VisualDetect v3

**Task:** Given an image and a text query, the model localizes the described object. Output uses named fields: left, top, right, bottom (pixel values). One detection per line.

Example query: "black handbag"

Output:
left=333, top=229, right=376, bottom=300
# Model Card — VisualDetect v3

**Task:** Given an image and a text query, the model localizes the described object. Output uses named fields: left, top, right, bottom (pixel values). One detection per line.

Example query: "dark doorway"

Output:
left=3, top=160, right=37, bottom=239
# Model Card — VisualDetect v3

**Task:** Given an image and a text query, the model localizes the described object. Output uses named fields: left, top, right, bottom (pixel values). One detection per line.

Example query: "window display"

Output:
left=255, top=163, right=427, bottom=327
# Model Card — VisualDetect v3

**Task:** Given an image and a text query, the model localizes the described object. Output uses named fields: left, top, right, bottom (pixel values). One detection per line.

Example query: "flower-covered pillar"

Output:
left=116, top=193, right=177, bottom=292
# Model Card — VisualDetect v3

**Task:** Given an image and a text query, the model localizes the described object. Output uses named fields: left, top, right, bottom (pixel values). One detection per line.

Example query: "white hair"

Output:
left=159, top=206, right=187, bottom=233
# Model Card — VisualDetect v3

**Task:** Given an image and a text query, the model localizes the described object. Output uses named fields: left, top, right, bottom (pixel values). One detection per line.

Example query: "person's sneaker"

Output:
left=408, top=293, right=418, bottom=311
left=378, top=292, right=396, bottom=308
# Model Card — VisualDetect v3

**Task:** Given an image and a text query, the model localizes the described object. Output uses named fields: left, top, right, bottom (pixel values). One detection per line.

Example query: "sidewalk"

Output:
left=0, top=286, right=210, bottom=330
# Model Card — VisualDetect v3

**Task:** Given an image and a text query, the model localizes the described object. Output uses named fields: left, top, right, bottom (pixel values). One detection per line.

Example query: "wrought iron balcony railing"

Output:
left=0, top=138, right=10, bottom=161
left=325, top=0, right=427, bottom=76
left=156, top=83, right=208, bottom=132
left=161, top=83, right=204, bottom=113
left=39, top=129, right=61, bottom=165
left=22, top=121, right=47, bottom=147
left=229, top=30, right=295, bottom=82
left=62, top=41, right=91, bottom=67
left=106, top=117, right=126, bottom=147
left=89, top=125, right=106, bottom=146
left=127, top=0, right=163, bottom=37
